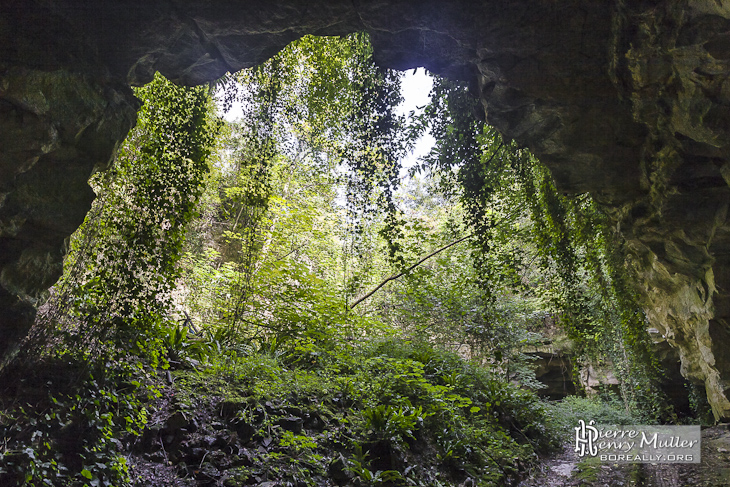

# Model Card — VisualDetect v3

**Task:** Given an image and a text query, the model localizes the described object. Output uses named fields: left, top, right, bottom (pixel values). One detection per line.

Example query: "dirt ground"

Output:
left=518, top=425, right=730, bottom=487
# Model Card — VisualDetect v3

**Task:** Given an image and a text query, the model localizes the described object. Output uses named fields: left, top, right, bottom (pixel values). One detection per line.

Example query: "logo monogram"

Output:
left=575, top=419, right=598, bottom=457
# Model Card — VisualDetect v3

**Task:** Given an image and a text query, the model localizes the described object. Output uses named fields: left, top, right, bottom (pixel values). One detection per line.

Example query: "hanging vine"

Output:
left=418, top=76, right=675, bottom=421
left=29, top=73, right=219, bottom=356
left=216, top=33, right=409, bottom=323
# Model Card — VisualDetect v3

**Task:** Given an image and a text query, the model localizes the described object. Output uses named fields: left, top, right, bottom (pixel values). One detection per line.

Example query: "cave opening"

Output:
left=3, top=2, right=730, bottom=484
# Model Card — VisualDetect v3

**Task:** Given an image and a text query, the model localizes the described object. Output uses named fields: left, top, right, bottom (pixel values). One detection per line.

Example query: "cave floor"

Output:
left=519, top=426, right=730, bottom=487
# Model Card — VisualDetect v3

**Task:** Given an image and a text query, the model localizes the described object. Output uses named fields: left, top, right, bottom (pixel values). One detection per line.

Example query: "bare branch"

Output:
left=350, top=233, right=474, bottom=309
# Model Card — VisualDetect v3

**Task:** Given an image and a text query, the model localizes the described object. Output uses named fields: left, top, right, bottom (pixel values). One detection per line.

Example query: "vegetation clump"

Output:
left=132, top=335, right=560, bottom=486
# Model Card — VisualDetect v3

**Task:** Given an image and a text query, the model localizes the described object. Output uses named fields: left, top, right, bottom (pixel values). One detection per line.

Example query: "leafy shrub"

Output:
left=544, top=394, right=643, bottom=442
left=362, top=404, right=429, bottom=447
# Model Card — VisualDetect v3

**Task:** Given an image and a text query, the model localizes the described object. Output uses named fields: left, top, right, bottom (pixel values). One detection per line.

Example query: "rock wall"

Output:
left=3, top=0, right=730, bottom=418
left=613, top=2, right=730, bottom=420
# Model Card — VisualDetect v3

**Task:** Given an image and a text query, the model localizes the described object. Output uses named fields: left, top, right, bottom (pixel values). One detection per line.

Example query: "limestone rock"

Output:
left=580, top=364, right=621, bottom=398
left=0, top=65, right=137, bottom=357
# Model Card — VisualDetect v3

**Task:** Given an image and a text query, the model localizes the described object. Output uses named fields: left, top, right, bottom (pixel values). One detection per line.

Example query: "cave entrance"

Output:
left=9, top=31, right=696, bottom=426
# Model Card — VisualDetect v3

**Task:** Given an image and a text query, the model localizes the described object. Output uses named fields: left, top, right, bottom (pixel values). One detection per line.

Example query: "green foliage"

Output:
left=4, top=27, right=701, bottom=487
left=0, top=72, right=219, bottom=486
left=415, top=75, right=677, bottom=422
left=687, top=383, right=714, bottom=425
left=347, top=445, right=404, bottom=486
left=362, top=403, right=428, bottom=448
left=544, top=394, right=642, bottom=444
left=1, top=329, right=555, bottom=485
left=48, top=72, right=219, bottom=347
left=168, top=35, right=424, bottom=363
left=160, top=320, right=223, bottom=366
left=279, top=431, right=318, bottom=453
left=0, top=353, right=156, bottom=486
left=170, top=332, right=557, bottom=486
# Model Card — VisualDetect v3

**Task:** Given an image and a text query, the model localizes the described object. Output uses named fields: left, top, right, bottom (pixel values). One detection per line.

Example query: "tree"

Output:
left=177, top=34, right=407, bottom=345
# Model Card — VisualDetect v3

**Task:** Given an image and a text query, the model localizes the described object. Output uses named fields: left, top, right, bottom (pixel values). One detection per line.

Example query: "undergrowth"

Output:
left=162, top=335, right=560, bottom=486
left=542, top=394, right=643, bottom=445
left=0, top=327, right=562, bottom=487
left=0, top=349, right=159, bottom=486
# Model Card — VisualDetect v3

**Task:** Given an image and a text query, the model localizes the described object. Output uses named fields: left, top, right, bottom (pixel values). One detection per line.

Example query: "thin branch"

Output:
left=267, top=242, right=308, bottom=264
left=485, top=142, right=503, bottom=168
left=349, top=233, right=474, bottom=309
left=230, top=204, right=246, bottom=232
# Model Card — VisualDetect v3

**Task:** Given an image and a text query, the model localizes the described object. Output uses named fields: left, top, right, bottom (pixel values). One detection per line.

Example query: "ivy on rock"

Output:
left=45, top=73, right=219, bottom=347
left=412, top=75, right=676, bottom=421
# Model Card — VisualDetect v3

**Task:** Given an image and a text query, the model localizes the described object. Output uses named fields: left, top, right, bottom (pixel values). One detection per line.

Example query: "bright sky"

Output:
left=219, top=68, right=436, bottom=171
left=397, top=68, right=436, bottom=170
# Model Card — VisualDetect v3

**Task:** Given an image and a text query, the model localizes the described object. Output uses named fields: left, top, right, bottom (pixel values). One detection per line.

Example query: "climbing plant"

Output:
left=181, top=33, right=410, bottom=341
left=0, top=72, right=219, bottom=487
left=415, top=76, right=675, bottom=421
left=42, top=73, right=219, bottom=349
